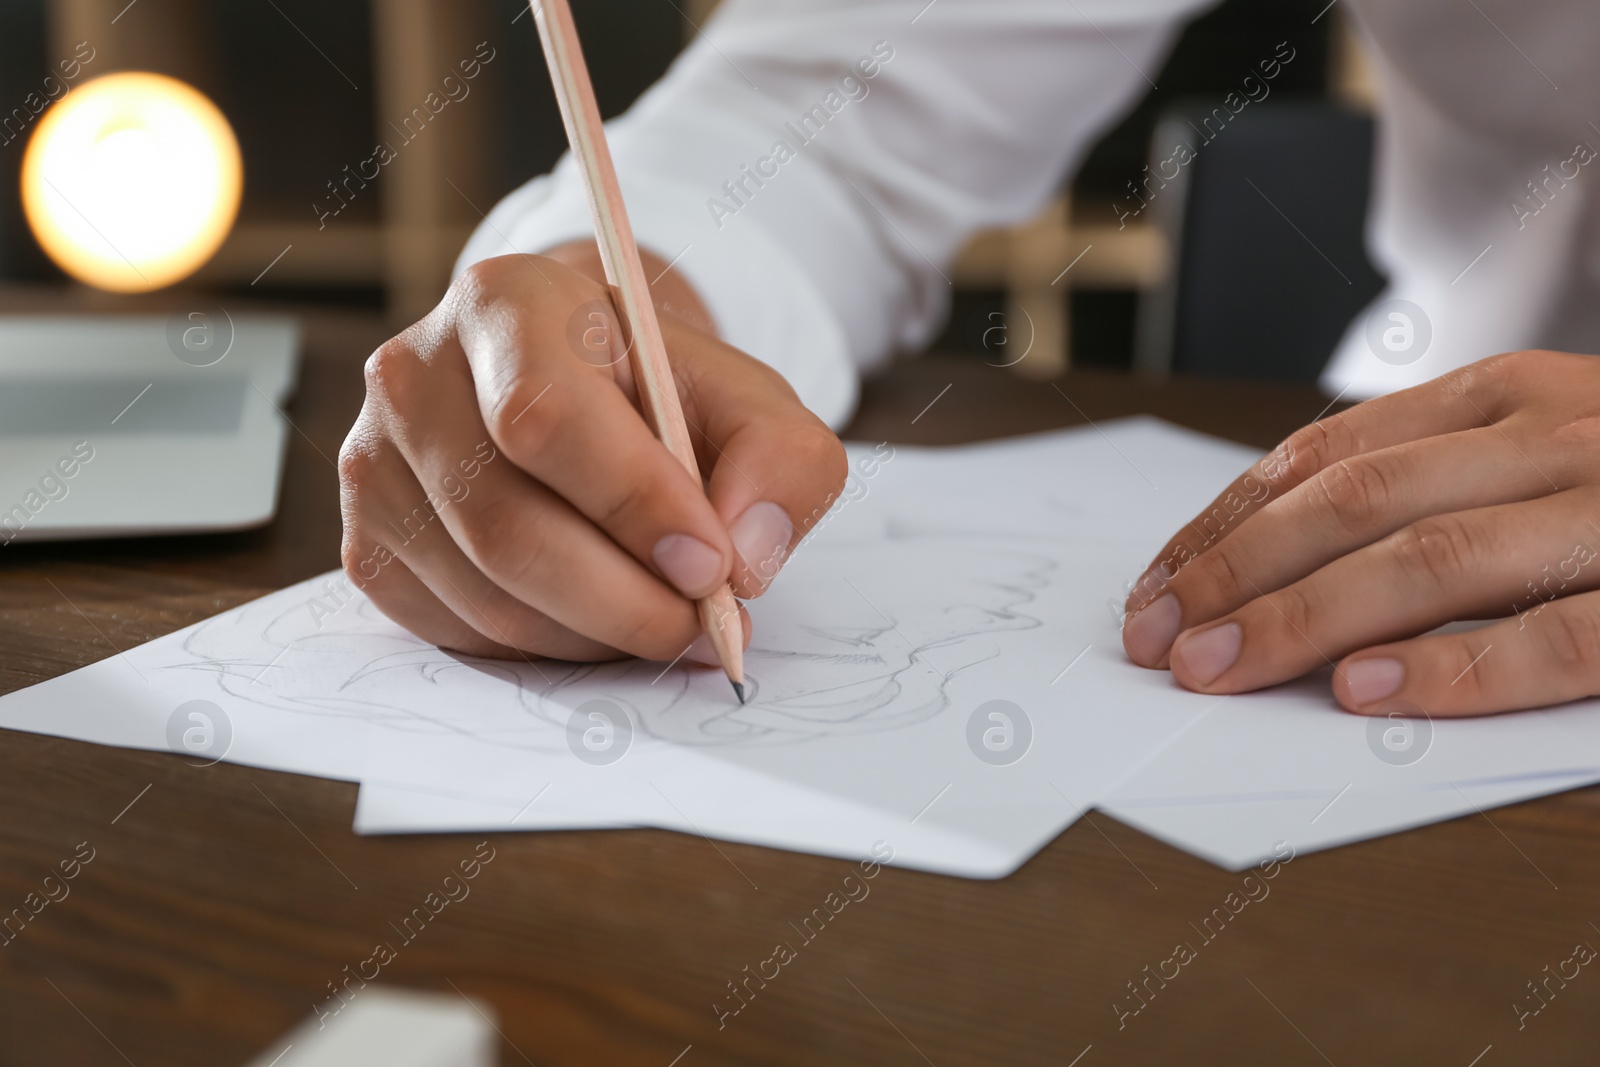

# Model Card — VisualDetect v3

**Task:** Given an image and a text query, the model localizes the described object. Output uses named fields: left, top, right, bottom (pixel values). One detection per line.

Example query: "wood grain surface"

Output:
left=0, top=307, right=1595, bottom=1065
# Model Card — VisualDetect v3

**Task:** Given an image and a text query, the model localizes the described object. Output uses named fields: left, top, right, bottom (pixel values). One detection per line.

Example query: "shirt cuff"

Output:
left=456, top=162, right=860, bottom=431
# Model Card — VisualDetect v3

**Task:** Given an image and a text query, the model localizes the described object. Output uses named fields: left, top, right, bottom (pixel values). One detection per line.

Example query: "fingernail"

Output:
left=731, top=501, right=793, bottom=586
left=1124, top=594, right=1181, bottom=665
left=1345, top=657, right=1404, bottom=705
left=1174, top=622, right=1242, bottom=686
left=652, top=534, right=724, bottom=597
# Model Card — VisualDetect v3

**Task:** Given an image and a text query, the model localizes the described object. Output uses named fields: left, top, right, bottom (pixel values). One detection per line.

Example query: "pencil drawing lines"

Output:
left=162, top=536, right=1057, bottom=754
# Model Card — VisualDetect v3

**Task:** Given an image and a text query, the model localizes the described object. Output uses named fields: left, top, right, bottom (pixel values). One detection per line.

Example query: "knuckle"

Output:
left=336, top=430, right=388, bottom=523
left=336, top=434, right=378, bottom=489
left=363, top=339, right=417, bottom=409
left=452, top=255, right=556, bottom=315
left=453, top=256, right=509, bottom=302
left=1196, top=541, right=1255, bottom=603
left=338, top=533, right=370, bottom=584
left=1392, top=516, right=1481, bottom=591
left=1542, top=604, right=1600, bottom=674
left=1465, top=348, right=1562, bottom=404
left=488, top=380, right=563, bottom=457
left=1267, top=414, right=1350, bottom=488
left=459, top=496, right=533, bottom=584
left=1265, top=582, right=1316, bottom=643
left=1314, top=457, right=1396, bottom=536
left=338, top=523, right=391, bottom=589
left=1439, top=635, right=1491, bottom=697
left=1483, top=348, right=1539, bottom=379
left=455, top=256, right=495, bottom=290
left=1551, top=414, right=1600, bottom=453
left=593, top=477, right=650, bottom=531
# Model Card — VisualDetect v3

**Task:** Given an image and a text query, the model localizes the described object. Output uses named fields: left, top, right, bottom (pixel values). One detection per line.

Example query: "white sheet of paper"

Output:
left=248, top=526, right=1218, bottom=877
left=352, top=774, right=1022, bottom=878
left=1098, top=671, right=1600, bottom=868
left=0, top=420, right=1256, bottom=877
left=10, top=416, right=1594, bottom=876
left=1100, top=770, right=1600, bottom=871
left=331, top=419, right=1280, bottom=875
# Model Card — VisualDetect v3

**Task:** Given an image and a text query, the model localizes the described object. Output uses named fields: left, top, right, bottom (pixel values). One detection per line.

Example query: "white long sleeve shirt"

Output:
left=459, top=0, right=1600, bottom=428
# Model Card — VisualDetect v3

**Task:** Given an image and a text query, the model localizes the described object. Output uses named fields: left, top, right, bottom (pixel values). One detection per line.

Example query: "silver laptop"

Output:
left=0, top=313, right=299, bottom=542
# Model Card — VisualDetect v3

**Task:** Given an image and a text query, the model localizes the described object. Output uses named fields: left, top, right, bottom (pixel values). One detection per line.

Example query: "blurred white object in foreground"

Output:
left=245, top=987, right=497, bottom=1067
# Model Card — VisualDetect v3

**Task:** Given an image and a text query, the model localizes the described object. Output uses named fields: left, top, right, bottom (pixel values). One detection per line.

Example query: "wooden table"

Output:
left=1, top=309, right=1595, bottom=1066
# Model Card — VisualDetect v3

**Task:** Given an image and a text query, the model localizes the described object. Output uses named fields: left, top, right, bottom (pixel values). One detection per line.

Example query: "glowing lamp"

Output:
left=21, top=72, right=242, bottom=293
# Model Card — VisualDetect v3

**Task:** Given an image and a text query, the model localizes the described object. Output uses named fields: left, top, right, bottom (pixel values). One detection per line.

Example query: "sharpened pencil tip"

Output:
left=731, top=680, right=746, bottom=704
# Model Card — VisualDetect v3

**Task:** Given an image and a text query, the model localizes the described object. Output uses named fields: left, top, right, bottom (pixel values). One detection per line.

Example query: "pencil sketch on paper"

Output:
left=159, top=535, right=1058, bottom=753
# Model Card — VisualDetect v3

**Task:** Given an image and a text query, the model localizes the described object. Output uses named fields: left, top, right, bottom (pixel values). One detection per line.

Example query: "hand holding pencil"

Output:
left=530, top=0, right=749, bottom=697
left=334, top=5, right=846, bottom=678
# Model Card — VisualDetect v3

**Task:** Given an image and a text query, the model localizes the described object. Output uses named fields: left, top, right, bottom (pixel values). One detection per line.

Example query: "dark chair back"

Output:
left=1135, top=101, right=1385, bottom=382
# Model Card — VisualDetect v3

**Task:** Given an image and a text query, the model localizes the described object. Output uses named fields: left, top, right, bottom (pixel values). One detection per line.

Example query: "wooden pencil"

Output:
left=528, top=0, right=747, bottom=701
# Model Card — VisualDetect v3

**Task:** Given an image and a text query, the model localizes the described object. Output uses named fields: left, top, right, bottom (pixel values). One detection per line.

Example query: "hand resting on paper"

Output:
left=1122, top=350, right=1600, bottom=717
left=337, top=243, right=846, bottom=663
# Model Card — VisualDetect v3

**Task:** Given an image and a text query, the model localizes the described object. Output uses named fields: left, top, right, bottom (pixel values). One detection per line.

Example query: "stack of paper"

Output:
left=3, top=419, right=1595, bottom=876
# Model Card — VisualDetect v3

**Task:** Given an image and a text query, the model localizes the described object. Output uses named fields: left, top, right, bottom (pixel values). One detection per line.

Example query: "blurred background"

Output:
left=0, top=0, right=1386, bottom=382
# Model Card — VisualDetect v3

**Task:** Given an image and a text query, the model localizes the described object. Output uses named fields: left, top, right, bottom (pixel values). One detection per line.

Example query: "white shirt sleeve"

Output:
left=457, top=0, right=1212, bottom=428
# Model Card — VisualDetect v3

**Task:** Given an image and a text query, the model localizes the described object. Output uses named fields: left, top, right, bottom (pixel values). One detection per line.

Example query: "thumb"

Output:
left=668, top=318, right=848, bottom=599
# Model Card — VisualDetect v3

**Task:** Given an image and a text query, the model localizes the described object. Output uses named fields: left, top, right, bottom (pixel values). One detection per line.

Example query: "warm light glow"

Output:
left=21, top=72, right=242, bottom=293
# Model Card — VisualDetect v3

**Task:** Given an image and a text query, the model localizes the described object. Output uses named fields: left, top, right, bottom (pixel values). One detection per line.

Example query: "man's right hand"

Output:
left=337, top=248, right=848, bottom=664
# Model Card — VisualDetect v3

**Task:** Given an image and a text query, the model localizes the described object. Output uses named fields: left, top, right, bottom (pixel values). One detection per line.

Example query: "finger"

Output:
left=342, top=533, right=519, bottom=660
left=450, top=256, right=737, bottom=600
left=666, top=315, right=849, bottom=598
left=412, top=456, right=702, bottom=661
left=340, top=429, right=622, bottom=660
left=1333, top=588, right=1600, bottom=717
left=390, top=512, right=753, bottom=666
left=349, top=508, right=749, bottom=666
left=1128, top=354, right=1526, bottom=610
left=1164, top=489, right=1600, bottom=696
left=1123, top=426, right=1555, bottom=666
left=358, top=330, right=712, bottom=661
left=384, top=513, right=624, bottom=663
